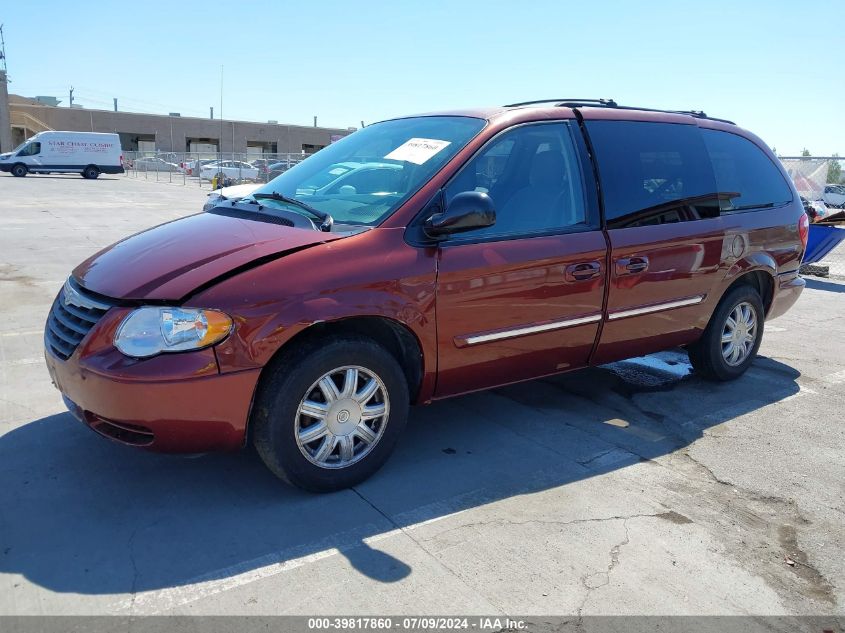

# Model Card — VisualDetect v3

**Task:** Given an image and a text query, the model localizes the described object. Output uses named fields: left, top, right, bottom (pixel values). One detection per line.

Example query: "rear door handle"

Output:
left=615, top=256, right=649, bottom=275
left=565, top=261, right=602, bottom=282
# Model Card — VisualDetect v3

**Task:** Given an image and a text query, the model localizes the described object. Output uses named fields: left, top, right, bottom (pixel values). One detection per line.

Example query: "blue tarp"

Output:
left=804, top=224, right=845, bottom=264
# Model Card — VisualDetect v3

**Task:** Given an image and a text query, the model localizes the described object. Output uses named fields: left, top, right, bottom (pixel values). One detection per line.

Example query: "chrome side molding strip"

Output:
left=460, top=313, right=602, bottom=346
left=457, top=295, right=705, bottom=346
left=608, top=294, right=705, bottom=321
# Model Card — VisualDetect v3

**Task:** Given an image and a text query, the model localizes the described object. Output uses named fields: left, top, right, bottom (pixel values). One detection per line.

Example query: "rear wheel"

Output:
left=252, top=336, right=409, bottom=492
left=11, top=163, right=27, bottom=177
left=688, top=284, right=764, bottom=381
left=82, top=166, right=100, bottom=179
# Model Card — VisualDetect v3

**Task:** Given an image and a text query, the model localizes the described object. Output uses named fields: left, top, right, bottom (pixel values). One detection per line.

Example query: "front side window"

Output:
left=444, top=122, right=588, bottom=239
left=702, top=129, right=793, bottom=211
left=249, top=116, right=485, bottom=226
left=586, top=121, right=720, bottom=228
left=17, top=142, right=41, bottom=157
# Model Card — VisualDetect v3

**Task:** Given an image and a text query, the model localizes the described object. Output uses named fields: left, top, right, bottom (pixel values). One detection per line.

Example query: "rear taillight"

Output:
left=120, top=154, right=124, bottom=165
left=799, top=213, right=810, bottom=252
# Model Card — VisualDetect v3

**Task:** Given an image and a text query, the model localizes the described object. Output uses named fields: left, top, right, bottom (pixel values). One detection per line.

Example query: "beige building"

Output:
left=5, top=94, right=353, bottom=155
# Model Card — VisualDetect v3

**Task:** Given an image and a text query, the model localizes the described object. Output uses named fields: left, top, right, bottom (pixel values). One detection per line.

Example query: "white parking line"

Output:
left=781, top=384, right=819, bottom=403
left=0, top=330, right=42, bottom=338
left=114, top=507, right=470, bottom=615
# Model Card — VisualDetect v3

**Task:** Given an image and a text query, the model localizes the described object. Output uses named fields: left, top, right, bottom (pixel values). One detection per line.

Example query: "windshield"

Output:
left=11, top=139, right=32, bottom=154
left=248, top=116, right=485, bottom=226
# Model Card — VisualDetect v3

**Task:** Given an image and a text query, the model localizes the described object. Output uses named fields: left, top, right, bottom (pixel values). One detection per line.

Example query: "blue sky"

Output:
left=2, top=0, right=843, bottom=155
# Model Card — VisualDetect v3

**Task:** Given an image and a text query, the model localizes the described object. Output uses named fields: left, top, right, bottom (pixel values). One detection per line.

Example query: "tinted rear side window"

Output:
left=585, top=121, right=719, bottom=228
left=701, top=129, right=793, bottom=211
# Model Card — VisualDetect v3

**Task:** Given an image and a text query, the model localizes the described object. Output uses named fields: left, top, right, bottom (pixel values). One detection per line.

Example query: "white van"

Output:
left=0, top=131, right=124, bottom=179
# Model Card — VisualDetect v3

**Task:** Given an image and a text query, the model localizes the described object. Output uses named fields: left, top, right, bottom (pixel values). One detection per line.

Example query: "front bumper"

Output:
left=44, top=307, right=261, bottom=453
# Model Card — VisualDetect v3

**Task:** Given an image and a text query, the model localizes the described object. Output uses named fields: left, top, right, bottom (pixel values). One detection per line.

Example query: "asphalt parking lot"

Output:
left=0, top=173, right=842, bottom=618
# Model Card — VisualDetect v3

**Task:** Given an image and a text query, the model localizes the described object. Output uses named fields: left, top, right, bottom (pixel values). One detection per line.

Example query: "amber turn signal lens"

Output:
left=198, top=310, right=233, bottom=347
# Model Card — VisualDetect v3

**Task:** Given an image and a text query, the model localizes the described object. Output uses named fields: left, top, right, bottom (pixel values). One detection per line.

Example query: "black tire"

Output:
left=252, top=335, right=410, bottom=492
left=11, top=163, right=27, bottom=177
left=688, top=284, right=764, bottom=381
left=82, top=166, right=100, bottom=179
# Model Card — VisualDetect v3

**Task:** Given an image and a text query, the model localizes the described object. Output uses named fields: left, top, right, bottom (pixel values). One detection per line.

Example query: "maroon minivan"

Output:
left=44, top=99, right=808, bottom=491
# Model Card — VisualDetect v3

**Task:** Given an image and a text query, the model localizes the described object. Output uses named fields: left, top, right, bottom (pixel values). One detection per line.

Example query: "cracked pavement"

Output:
left=0, top=174, right=842, bottom=618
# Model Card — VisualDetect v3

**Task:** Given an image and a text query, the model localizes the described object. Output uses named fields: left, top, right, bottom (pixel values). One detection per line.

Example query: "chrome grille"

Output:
left=45, top=278, right=114, bottom=360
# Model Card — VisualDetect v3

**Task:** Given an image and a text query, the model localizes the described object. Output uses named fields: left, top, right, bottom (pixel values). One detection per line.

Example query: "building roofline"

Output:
left=8, top=96, right=353, bottom=134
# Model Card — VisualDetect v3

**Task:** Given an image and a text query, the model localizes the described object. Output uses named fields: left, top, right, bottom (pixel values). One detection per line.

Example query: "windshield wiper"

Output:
left=252, top=192, right=333, bottom=232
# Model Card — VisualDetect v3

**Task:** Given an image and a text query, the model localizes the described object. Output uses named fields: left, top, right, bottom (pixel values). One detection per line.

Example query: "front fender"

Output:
left=189, top=227, right=438, bottom=390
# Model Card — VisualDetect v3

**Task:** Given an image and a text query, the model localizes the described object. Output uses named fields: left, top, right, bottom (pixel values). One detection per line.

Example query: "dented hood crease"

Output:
left=73, top=212, right=343, bottom=301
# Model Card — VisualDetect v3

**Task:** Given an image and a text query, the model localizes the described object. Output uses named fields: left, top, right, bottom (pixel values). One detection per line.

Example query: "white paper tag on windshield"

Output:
left=385, top=138, right=451, bottom=165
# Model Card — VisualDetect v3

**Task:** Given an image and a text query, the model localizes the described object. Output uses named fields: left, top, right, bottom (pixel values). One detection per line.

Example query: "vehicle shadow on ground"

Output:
left=0, top=351, right=800, bottom=603
left=804, top=277, right=845, bottom=293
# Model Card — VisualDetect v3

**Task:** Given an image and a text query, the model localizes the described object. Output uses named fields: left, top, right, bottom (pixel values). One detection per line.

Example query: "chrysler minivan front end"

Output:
left=44, top=115, right=487, bottom=463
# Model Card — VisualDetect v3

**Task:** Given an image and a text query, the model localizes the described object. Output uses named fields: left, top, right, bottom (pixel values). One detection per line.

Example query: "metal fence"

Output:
left=122, top=151, right=312, bottom=189
left=779, top=156, right=845, bottom=279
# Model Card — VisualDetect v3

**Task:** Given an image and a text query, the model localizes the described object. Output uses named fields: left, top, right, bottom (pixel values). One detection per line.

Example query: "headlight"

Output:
left=114, top=307, right=232, bottom=358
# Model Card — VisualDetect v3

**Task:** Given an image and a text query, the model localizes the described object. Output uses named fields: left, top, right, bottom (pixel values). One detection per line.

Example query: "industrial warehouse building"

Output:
left=2, top=92, right=353, bottom=156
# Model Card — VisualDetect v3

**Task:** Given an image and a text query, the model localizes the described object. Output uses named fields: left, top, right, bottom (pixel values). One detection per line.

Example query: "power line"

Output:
left=72, top=85, right=209, bottom=117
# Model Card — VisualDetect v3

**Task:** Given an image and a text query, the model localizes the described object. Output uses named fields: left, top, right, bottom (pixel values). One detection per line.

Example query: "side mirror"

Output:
left=424, top=191, right=496, bottom=239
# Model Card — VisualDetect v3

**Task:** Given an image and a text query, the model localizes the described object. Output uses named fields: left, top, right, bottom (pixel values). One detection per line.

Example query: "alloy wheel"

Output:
left=295, top=365, right=390, bottom=469
left=721, top=301, right=758, bottom=366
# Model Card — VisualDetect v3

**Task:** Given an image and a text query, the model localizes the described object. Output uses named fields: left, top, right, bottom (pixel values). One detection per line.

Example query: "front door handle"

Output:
left=616, top=256, right=649, bottom=276
left=565, top=261, right=602, bottom=282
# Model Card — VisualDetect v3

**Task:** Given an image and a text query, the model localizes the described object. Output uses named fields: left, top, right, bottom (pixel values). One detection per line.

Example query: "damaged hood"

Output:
left=73, top=212, right=343, bottom=301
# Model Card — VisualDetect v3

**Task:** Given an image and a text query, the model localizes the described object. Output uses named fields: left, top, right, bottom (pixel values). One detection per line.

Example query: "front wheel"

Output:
left=252, top=336, right=409, bottom=492
left=11, top=164, right=27, bottom=177
left=688, top=284, right=764, bottom=381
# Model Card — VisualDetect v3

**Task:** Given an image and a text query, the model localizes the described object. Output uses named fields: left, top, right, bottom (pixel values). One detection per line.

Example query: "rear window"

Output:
left=701, top=129, right=793, bottom=211
left=585, top=121, right=719, bottom=228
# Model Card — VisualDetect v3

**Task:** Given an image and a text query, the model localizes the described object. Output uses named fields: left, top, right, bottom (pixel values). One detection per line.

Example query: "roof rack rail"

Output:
left=503, top=98, right=735, bottom=125
left=504, top=98, right=618, bottom=108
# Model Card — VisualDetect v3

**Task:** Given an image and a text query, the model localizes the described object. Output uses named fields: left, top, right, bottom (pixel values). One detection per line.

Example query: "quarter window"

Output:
left=445, top=122, right=588, bottom=239
left=585, top=121, right=719, bottom=228
left=701, top=129, right=793, bottom=211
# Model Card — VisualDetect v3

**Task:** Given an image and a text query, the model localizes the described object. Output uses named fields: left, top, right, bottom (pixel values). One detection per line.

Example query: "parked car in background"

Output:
left=183, top=158, right=220, bottom=175
left=199, top=160, right=259, bottom=181
left=266, top=160, right=300, bottom=180
left=201, top=161, right=405, bottom=209
left=132, top=157, right=181, bottom=172
left=250, top=158, right=277, bottom=172
left=45, top=100, right=807, bottom=492
left=202, top=182, right=260, bottom=211
left=822, top=184, right=845, bottom=208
